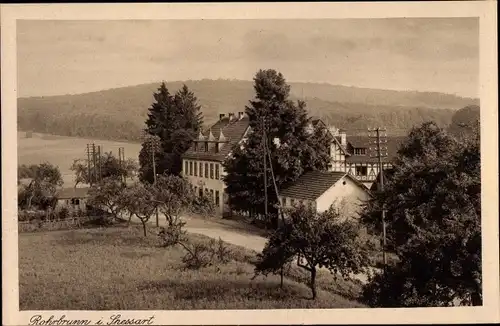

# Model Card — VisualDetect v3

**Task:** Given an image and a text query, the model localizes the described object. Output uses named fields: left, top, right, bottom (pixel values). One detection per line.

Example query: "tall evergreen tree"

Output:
left=223, top=69, right=331, bottom=228
left=139, top=83, right=203, bottom=182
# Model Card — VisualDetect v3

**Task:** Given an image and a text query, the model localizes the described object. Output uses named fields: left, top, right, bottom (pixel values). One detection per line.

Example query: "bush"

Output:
left=58, top=207, right=70, bottom=220
left=180, top=237, right=232, bottom=270
left=158, top=219, right=187, bottom=247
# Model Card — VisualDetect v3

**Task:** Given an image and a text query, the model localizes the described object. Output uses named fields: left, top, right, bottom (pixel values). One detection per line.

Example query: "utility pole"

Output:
left=121, top=147, right=126, bottom=184
left=262, top=116, right=268, bottom=225
left=92, top=143, right=97, bottom=184
left=86, top=144, right=92, bottom=186
left=97, top=145, right=102, bottom=182
left=118, top=147, right=126, bottom=184
left=369, top=127, right=388, bottom=270
left=149, top=140, right=159, bottom=227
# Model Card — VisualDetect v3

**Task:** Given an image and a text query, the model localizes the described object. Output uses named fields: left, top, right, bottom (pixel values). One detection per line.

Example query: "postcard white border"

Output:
left=2, top=2, right=499, bottom=325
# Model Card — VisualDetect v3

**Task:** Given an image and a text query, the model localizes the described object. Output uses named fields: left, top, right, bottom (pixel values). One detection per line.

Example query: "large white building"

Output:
left=182, top=112, right=250, bottom=216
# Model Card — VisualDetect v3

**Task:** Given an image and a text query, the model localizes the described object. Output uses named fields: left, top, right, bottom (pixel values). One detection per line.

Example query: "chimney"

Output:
left=219, top=113, right=225, bottom=121
left=228, top=113, right=235, bottom=121
left=340, top=130, right=347, bottom=146
left=238, top=111, right=244, bottom=120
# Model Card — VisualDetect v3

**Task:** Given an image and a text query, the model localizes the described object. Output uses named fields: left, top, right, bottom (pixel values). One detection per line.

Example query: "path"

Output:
left=130, top=214, right=376, bottom=283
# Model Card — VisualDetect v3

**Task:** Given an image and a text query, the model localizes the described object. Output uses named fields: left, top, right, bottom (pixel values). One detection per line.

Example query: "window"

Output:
left=354, top=148, right=366, bottom=155
left=205, top=163, right=209, bottom=178
left=199, top=187, right=203, bottom=198
left=204, top=142, right=209, bottom=152
left=184, top=161, right=189, bottom=175
left=215, top=190, right=220, bottom=207
left=215, top=164, right=219, bottom=180
left=210, top=189, right=214, bottom=202
left=194, top=186, right=197, bottom=194
left=71, top=198, right=80, bottom=205
left=290, top=199, right=295, bottom=206
left=199, top=162, right=203, bottom=177
left=355, top=165, right=368, bottom=176
left=194, top=162, right=198, bottom=176
left=210, top=163, right=214, bottom=179
left=189, top=161, right=193, bottom=176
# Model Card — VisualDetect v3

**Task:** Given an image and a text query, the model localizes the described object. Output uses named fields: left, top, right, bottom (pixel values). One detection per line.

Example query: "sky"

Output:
left=17, top=18, right=479, bottom=98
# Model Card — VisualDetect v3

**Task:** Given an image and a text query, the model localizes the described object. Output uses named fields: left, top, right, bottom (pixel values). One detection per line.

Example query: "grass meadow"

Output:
left=17, top=131, right=142, bottom=186
left=19, top=225, right=365, bottom=310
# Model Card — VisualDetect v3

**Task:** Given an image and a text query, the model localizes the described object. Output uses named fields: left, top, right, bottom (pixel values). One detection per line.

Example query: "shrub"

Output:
left=58, top=207, right=70, bottom=220
left=180, top=237, right=232, bottom=270
left=181, top=242, right=216, bottom=270
left=158, top=219, right=187, bottom=247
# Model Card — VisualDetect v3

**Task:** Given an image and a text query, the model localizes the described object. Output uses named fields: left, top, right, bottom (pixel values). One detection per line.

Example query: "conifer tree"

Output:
left=223, top=69, right=331, bottom=228
left=139, top=83, right=203, bottom=182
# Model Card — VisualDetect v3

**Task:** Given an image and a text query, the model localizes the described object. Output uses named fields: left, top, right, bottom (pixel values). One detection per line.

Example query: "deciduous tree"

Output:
left=124, top=183, right=160, bottom=237
left=18, top=162, right=63, bottom=210
left=70, top=152, right=137, bottom=187
left=87, top=178, right=128, bottom=221
left=255, top=204, right=371, bottom=299
left=361, top=121, right=481, bottom=307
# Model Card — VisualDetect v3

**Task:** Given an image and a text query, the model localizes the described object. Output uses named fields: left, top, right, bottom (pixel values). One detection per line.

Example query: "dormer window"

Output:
left=354, top=148, right=366, bottom=155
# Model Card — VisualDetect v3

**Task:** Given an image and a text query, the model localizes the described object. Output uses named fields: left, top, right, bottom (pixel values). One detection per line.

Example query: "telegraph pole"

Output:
left=118, top=147, right=126, bottom=184
left=262, top=116, right=268, bottom=225
left=97, top=145, right=102, bottom=182
left=369, top=127, right=388, bottom=269
left=86, top=144, right=92, bottom=186
left=91, top=143, right=97, bottom=184
left=149, top=140, right=159, bottom=227
left=121, top=147, right=126, bottom=184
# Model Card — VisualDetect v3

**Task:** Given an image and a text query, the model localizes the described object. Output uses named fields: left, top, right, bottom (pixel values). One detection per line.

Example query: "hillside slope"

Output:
left=18, top=79, right=479, bottom=141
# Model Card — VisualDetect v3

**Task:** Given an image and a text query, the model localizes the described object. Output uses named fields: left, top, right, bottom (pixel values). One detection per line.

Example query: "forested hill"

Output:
left=18, top=79, right=479, bottom=141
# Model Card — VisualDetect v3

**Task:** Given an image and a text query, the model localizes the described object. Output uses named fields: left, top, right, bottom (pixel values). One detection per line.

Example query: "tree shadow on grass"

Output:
left=136, top=278, right=312, bottom=303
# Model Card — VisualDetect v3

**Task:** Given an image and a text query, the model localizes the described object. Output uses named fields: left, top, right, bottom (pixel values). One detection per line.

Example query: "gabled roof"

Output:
left=279, top=171, right=366, bottom=201
left=183, top=116, right=250, bottom=162
left=345, top=136, right=406, bottom=163
left=56, top=187, right=90, bottom=199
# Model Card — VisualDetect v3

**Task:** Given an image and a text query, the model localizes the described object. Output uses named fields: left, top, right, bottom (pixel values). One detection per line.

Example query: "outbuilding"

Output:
left=279, top=171, right=371, bottom=219
left=55, top=187, right=90, bottom=213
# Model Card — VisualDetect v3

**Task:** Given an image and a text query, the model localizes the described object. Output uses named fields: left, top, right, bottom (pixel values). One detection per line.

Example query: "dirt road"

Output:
left=130, top=213, right=375, bottom=283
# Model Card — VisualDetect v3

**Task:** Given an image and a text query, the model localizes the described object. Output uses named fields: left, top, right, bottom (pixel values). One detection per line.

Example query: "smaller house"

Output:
left=279, top=171, right=371, bottom=219
left=55, top=187, right=90, bottom=213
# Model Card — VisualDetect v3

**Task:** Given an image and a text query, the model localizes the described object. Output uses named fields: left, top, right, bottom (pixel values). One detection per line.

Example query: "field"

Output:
left=17, top=131, right=141, bottom=186
left=19, top=225, right=365, bottom=310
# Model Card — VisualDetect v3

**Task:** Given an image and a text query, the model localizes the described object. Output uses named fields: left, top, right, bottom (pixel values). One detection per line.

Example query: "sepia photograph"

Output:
left=2, top=2, right=499, bottom=325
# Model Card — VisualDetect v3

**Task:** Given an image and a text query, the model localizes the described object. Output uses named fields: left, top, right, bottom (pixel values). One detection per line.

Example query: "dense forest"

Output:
left=18, top=79, right=479, bottom=141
